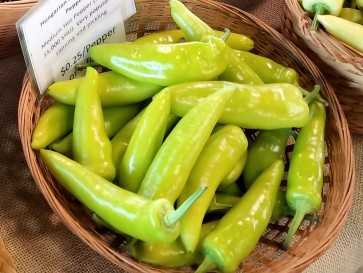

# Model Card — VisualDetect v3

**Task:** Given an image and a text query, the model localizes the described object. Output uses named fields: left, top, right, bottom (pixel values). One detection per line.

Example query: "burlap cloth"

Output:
left=0, top=0, right=362, bottom=272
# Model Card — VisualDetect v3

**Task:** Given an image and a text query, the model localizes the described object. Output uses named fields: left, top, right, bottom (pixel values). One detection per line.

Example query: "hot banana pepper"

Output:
left=88, top=32, right=231, bottom=87
left=167, top=81, right=310, bottom=129
left=176, top=124, right=248, bottom=253
left=137, top=86, right=236, bottom=203
left=133, top=29, right=255, bottom=51
left=282, top=101, right=326, bottom=249
left=195, top=159, right=285, bottom=273
left=47, top=71, right=163, bottom=106
left=40, top=149, right=206, bottom=243
left=169, top=0, right=263, bottom=85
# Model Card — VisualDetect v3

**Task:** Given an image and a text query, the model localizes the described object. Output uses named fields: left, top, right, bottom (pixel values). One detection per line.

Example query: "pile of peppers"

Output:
left=301, top=0, right=363, bottom=52
left=31, top=1, right=328, bottom=272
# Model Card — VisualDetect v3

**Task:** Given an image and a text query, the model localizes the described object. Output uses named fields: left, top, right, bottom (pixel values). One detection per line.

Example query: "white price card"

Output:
left=17, top=0, right=136, bottom=95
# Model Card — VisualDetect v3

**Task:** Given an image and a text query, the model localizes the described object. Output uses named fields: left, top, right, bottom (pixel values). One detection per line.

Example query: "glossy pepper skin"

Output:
left=40, top=149, right=180, bottom=243
left=47, top=104, right=141, bottom=158
left=130, top=220, right=218, bottom=268
left=137, top=86, right=236, bottom=203
left=31, top=103, right=74, bottom=150
left=338, top=7, right=363, bottom=23
left=195, top=159, right=284, bottom=273
left=243, top=129, right=290, bottom=189
left=176, top=124, right=248, bottom=252
left=317, top=14, right=363, bottom=53
left=234, top=50, right=299, bottom=85
left=134, top=29, right=254, bottom=51
left=88, top=35, right=230, bottom=87
left=169, top=0, right=263, bottom=85
left=72, top=67, right=115, bottom=181
left=118, top=90, right=171, bottom=192
left=217, top=152, right=247, bottom=191
left=47, top=71, right=163, bottom=106
left=282, top=101, right=326, bottom=249
left=168, top=81, right=310, bottom=129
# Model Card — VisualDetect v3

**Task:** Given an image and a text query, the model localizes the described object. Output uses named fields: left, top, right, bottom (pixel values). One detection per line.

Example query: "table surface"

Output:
left=1, top=0, right=363, bottom=273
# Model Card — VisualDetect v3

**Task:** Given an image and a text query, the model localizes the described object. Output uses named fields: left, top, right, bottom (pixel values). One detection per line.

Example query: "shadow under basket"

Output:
left=281, top=0, right=363, bottom=135
left=18, top=0, right=355, bottom=272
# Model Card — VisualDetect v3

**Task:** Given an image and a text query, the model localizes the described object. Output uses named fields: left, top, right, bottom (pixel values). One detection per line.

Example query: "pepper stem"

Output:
left=221, top=28, right=231, bottom=41
left=311, top=4, right=326, bottom=32
left=164, top=185, right=207, bottom=226
left=282, top=208, right=308, bottom=250
left=303, top=85, right=321, bottom=104
left=195, top=256, right=215, bottom=273
left=299, top=86, right=329, bottom=106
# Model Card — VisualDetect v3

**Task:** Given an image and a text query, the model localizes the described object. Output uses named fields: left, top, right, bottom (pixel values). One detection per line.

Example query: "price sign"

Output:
left=17, top=0, right=136, bottom=95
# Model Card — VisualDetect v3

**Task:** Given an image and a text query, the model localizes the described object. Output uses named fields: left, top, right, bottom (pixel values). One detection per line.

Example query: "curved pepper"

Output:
left=47, top=71, right=163, bottom=106
left=195, top=159, right=284, bottom=273
left=72, top=67, right=115, bottom=181
left=134, top=29, right=254, bottom=51
left=31, top=103, right=74, bottom=150
left=118, top=90, right=171, bottom=192
left=168, top=81, right=310, bottom=129
left=217, top=153, right=247, bottom=191
left=130, top=220, right=218, bottom=268
left=88, top=34, right=230, bottom=86
left=243, top=129, right=290, bottom=189
left=40, top=149, right=206, bottom=243
left=317, top=14, right=363, bottom=53
left=48, top=104, right=141, bottom=158
left=169, top=0, right=263, bottom=85
left=137, top=86, right=236, bottom=203
left=282, top=101, right=326, bottom=249
left=176, top=124, right=248, bottom=252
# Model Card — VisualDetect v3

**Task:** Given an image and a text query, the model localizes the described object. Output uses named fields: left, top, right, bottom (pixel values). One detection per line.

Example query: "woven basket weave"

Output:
left=18, top=0, right=355, bottom=272
left=0, top=0, right=38, bottom=59
left=281, top=0, right=363, bottom=135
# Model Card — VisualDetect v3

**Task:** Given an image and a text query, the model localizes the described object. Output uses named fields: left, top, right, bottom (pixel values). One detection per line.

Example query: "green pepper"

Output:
left=88, top=33, right=230, bottom=87
left=48, top=132, right=73, bottom=158
left=137, top=86, right=236, bottom=203
left=47, top=71, right=163, bottom=106
left=118, top=90, right=171, bottom=192
left=302, top=0, right=344, bottom=30
left=217, top=152, right=247, bottom=191
left=233, top=50, right=299, bottom=85
left=31, top=103, right=74, bottom=150
left=168, top=81, right=310, bottom=129
left=176, top=124, right=248, bottom=252
left=169, top=0, right=263, bottom=85
left=130, top=220, right=218, bottom=268
left=338, top=7, right=363, bottom=23
left=72, top=67, right=115, bottom=181
left=195, top=159, right=284, bottom=273
left=282, top=101, right=326, bottom=250
left=48, top=104, right=140, bottom=158
left=134, top=29, right=254, bottom=51
left=40, top=149, right=206, bottom=243
left=317, top=14, right=363, bottom=52
left=243, top=129, right=290, bottom=189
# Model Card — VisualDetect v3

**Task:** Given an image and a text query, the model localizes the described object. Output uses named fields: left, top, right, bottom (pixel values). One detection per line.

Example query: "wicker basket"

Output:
left=0, top=0, right=38, bottom=59
left=0, top=236, right=17, bottom=273
left=18, top=0, right=355, bottom=272
left=281, top=0, right=363, bottom=135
